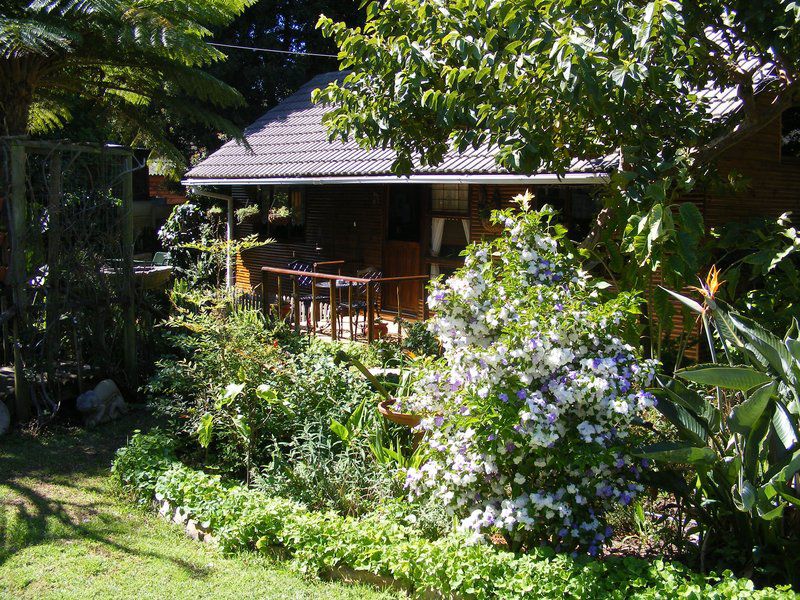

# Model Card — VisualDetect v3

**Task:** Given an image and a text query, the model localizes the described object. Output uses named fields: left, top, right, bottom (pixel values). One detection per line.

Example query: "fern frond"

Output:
left=27, top=98, right=72, bottom=133
left=0, top=18, right=76, bottom=58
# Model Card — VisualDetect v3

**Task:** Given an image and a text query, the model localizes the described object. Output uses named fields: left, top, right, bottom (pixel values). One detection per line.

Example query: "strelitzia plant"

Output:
left=639, top=266, right=800, bottom=579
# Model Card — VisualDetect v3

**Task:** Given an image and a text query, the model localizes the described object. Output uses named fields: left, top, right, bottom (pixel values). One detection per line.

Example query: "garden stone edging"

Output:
left=149, top=495, right=438, bottom=598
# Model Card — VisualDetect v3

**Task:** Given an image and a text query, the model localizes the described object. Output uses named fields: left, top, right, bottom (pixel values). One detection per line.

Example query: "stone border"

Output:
left=149, top=495, right=436, bottom=597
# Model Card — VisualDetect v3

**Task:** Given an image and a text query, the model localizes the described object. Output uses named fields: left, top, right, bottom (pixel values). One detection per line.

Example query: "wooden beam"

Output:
left=121, top=154, right=137, bottom=393
left=9, top=142, right=29, bottom=421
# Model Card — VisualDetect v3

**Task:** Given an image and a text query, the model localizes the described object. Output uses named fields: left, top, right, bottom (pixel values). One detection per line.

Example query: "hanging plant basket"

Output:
left=378, top=398, right=422, bottom=428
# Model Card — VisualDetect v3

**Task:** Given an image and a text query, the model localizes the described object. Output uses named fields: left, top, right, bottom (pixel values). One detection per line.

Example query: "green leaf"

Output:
left=771, top=399, right=799, bottom=451
left=678, top=202, right=704, bottom=239
left=217, top=382, right=245, bottom=408
left=330, top=418, right=350, bottom=443
left=659, top=286, right=704, bottom=314
left=677, top=364, right=773, bottom=391
left=197, top=412, right=214, bottom=448
left=636, top=441, right=716, bottom=467
left=654, top=396, right=708, bottom=445
left=728, top=381, right=777, bottom=435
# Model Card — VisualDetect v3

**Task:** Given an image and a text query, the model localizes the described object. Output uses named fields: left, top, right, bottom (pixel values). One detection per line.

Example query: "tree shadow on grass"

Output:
left=0, top=412, right=209, bottom=578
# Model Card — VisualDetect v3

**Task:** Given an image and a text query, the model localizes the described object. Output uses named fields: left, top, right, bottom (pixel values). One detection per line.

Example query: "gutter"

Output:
left=182, top=172, right=610, bottom=187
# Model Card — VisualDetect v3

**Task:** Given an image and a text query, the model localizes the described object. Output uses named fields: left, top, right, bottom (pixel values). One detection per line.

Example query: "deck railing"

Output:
left=261, top=266, right=429, bottom=342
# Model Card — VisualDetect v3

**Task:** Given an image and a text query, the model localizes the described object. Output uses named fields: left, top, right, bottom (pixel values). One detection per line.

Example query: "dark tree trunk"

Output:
left=0, top=60, right=36, bottom=136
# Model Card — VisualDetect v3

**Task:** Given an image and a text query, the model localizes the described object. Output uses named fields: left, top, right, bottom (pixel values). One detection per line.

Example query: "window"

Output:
left=430, top=184, right=470, bottom=275
left=260, top=187, right=306, bottom=240
left=431, top=183, right=469, bottom=214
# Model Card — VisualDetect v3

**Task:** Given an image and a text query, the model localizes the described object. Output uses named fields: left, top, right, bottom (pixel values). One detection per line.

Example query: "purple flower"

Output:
left=516, top=389, right=527, bottom=400
left=619, top=491, right=633, bottom=506
left=505, top=442, right=516, bottom=453
left=434, top=415, right=444, bottom=427
left=499, top=393, right=509, bottom=403
left=433, top=291, right=446, bottom=301
left=554, top=303, right=563, bottom=312
left=546, top=412, right=557, bottom=424
left=487, top=433, right=496, bottom=441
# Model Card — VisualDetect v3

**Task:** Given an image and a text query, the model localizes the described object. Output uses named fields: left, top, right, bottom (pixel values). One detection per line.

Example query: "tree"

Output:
left=170, top=0, right=364, bottom=163
left=0, top=0, right=256, bottom=172
left=314, top=1, right=800, bottom=302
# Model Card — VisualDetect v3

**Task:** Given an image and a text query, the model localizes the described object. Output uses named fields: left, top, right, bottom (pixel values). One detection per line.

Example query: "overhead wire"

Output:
left=207, top=42, right=338, bottom=59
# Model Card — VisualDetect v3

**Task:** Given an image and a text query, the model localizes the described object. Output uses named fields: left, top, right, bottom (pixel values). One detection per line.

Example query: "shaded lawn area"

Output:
left=0, top=411, right=398, bottom=599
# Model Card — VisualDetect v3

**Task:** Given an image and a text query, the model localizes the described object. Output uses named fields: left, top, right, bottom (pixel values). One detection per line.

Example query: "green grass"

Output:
left=0, top=411, right=398, bottom=599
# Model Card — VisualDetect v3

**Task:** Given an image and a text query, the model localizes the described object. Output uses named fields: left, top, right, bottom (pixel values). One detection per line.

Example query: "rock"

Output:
left=0, top=400, right=9, bottom=437
left=76, top=379, right=128, bottom=427
left=186, top=519, right=202, bottom=541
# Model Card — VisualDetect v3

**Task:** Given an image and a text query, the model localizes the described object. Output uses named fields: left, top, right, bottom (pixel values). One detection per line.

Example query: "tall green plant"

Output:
left=0, top=0, right=254, bottom=173
left=640, top=269, right=800, bottom=580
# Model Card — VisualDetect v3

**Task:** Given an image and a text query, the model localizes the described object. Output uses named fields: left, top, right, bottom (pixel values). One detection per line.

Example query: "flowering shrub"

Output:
left=402, top=195, right=657, bottom=554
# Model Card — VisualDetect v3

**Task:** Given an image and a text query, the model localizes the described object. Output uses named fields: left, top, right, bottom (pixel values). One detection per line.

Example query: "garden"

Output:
left=103, top=196, right=799, bottom=598
left=3, top=1, right=800, bottom=598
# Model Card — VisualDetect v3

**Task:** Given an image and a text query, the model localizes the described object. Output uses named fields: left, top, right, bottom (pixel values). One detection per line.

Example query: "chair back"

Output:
left=354, top=268, right=382, bottom=301
left=287, top=259, right=314, bottom=290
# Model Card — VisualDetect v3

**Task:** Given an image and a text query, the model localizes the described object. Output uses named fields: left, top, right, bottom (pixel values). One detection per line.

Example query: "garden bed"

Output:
left=111, top=430, right=796, bottom=600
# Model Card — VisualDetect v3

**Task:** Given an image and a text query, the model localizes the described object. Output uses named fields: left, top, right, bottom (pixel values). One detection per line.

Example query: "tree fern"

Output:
left=0, top=0, right=256, bottom=175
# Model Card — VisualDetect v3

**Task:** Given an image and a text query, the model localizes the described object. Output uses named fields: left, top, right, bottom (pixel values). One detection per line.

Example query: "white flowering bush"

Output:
left=402, top=195, right=657, bottom=555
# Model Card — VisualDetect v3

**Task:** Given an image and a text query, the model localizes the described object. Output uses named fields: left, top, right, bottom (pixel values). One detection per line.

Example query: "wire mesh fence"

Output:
left=0, top=139, right=143, bottom=421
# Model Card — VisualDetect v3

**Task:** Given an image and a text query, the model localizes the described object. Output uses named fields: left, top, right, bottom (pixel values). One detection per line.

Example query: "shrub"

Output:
left=402, top=196, right=656, bottom=554
left=110, top=429, right=177, bottom=501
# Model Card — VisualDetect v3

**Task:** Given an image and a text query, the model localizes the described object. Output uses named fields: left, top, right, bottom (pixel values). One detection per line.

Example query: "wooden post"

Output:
left=276, top=274, right=282, bottom=320
left=45, top=151, right=62, bottom=398
left=9, top=142, right=30, bottom=421
left=348, top=283, right=354, bottom=340
left=292, top=276, right=300, bottom=334
left=422, top=278, right=430, bottom=321
left=311, top=278, right=318, bottom=335
left=366, top=282, right=374, bottom=343
left=396, top=285, right=402, bottom=343
left=329, top=279, right=337, bottom=341
left=226, top=196, right=234, bottom=289
left=121, top=153, right=137, bottom=393
left=261, top=270, right=269, bottom=320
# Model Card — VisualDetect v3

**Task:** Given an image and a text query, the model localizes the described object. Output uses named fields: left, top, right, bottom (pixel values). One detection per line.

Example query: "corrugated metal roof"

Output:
left=185, top=71, right=616, bottom=182
left=186, top=34, right=776, bottom=184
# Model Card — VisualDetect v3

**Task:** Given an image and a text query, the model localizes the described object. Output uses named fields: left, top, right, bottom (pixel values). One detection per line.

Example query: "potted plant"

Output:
left=374, top=318, right=388, bottom=339
left=335, top=351, right=423, bottom=428
left=268, top=205, right=292, bottom=227
left=234, top=204, right=260, bottom=225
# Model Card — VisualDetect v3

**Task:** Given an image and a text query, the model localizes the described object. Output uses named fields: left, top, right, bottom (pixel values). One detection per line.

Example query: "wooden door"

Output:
left=383, top=186, right=424, bottom=316
left=383, top=240, right=421, bottom=314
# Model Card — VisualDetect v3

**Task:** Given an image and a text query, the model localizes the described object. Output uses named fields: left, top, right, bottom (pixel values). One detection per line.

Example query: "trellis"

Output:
left=0, top=138, right=139, bottom=422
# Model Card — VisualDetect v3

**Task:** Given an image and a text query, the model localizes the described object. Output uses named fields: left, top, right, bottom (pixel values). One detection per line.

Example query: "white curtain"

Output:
left=431, top=217, right=445, bottom=256
left=461, top=218, right=470, bottom=243
left=430, top=263, right=440, bottom=277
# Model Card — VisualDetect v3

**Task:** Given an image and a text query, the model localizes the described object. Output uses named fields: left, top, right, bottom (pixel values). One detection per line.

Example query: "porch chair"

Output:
left=336, top=267, right=382, bottom=340
left=285, top=259, right=330, bottom=328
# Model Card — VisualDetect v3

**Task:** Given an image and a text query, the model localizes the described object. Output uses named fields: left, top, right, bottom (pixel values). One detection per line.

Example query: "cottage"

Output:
left=183, top=71, right=800, bottom=339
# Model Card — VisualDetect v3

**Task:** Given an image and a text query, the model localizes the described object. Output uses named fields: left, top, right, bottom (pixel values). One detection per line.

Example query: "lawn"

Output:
left=0, top=410, right=397, bottom=600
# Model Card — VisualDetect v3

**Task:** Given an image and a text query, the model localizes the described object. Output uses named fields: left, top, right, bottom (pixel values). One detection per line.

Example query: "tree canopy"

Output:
left=0, top=0, right=255, bottom=171
left=315, top=1, right=800, bottom=288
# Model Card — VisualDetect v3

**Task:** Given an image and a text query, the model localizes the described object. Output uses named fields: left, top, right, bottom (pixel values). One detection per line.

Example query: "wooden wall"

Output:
left=660, top=116, right=800, bottom=360
left=234, top=184, right=386, bottom=290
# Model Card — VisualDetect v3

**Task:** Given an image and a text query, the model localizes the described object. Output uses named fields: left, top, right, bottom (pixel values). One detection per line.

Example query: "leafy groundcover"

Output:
left=111, top=430, right=796, bottom=600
